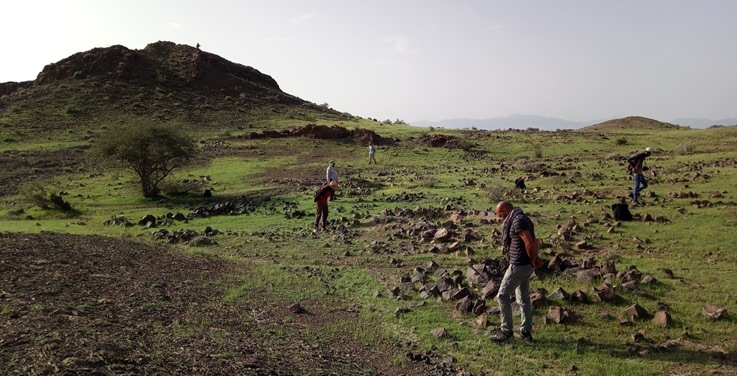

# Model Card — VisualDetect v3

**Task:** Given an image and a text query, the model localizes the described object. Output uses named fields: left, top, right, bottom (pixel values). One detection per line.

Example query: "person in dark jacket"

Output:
left=627, top=147, right=652, bottom=205
left=314, top=181, right=338, bottom=231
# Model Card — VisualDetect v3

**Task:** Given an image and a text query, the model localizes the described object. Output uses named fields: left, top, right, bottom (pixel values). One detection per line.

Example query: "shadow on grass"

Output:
left=528, top=335, right=736, bottom=368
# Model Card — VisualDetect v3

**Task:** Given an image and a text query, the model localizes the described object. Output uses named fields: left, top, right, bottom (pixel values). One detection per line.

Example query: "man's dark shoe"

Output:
left=518, top=330, right=533, bottom=341
left=490, top=330, right=513, bottom=343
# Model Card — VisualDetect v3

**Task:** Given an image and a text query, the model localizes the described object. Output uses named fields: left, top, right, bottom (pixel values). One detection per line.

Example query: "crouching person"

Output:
left=314, top=181, right=338, bottom=232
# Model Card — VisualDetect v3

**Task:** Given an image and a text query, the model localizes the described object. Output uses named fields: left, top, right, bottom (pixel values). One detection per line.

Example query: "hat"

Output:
left=645, top=147, right=653, bottom=153
left=329, top=181, right=339, bottom=189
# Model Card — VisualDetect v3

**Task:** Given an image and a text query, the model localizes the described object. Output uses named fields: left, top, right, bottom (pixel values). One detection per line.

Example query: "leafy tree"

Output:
left=93, top=122, right=197, bottom=198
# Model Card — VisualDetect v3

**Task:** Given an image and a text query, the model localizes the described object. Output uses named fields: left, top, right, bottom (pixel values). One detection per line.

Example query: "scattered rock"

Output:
left=431, top=327, right=448, bottom=338
left=652, top=311, right=671, bottom=327
left=289, top=302, right=306, bottom=314
left=548, top=306, right=569, bottom=324
left=625, top=303, right=648, bottom=320
left=703, top=305, right=727, bottom=320
left=548, top=287, right=571, bottom=301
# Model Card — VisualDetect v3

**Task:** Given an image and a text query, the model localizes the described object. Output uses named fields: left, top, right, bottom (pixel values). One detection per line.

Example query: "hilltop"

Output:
left=0, top=41, right=345, bottom=133
left=579, top=116, right=685, bottom=132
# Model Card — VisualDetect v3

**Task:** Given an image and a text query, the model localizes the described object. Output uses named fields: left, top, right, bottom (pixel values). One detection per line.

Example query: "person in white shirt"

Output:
left=326, top=161, right=339, bottom=184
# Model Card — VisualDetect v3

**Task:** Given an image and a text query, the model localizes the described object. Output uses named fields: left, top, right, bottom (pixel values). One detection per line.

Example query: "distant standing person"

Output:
left=326, top=160, right=339, bottom=184
left=314, top=181, right=338, bottom=232
left=627, top=147, right=653, bottom=205
left=368, top=141, right=377, bottom=164
left=491, top=201, right=543, bottom=343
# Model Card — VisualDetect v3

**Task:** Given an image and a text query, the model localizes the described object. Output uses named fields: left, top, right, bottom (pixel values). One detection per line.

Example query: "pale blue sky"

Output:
left=2, top=0, right=736, bottom=124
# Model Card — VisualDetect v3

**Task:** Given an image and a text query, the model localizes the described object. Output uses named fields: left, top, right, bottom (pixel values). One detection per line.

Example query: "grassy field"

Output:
left=2, top=115, right=736, bottom=375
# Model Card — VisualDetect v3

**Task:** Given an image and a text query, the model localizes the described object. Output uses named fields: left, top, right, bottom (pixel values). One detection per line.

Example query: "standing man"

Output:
left=368, top=141, right=377, bottom=164
left=627, top=147, right=652, bottom=205
left=326, top=160, right=339, bottom=184
left=491, top=201, right=543, bottom=343
left=314, top=181, right=338, bottom=232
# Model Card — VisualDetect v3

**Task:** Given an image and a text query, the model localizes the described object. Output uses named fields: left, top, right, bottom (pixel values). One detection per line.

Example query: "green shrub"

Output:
left=676, top=144, right=695, bottom=155
left=532, top=143, right=543, bottom=158
left=20, top=184, right=73, bottom=211
left=616, top=137, right=628, bottom=145
left=91, top=121, right=197, bottom=198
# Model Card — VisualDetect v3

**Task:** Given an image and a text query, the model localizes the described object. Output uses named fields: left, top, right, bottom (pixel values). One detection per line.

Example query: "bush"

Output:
left=676, top=144, right=695, bottom=155
left=532, top=144, right=543, bottom=158
left=20, top=184, right=73, bottom=211
left=616, top=137, right=628, bottom=146
left=92, top=121, right=197, bottom=198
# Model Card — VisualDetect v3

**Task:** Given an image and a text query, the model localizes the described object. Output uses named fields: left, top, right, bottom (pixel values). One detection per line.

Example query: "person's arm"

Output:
left=520, top=230, right=542, bottom=268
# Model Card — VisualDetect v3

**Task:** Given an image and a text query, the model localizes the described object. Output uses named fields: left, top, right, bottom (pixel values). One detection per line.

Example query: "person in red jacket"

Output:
left=314, top=181, right=338, bottom=231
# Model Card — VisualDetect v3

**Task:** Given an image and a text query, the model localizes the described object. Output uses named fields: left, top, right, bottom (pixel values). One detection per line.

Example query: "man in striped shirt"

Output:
left=491, top=201, right=543, bottom=343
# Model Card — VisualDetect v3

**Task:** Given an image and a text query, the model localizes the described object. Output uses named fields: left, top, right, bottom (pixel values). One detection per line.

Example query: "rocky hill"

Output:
left=0, top=41, right=342, bottom=132
left=579, top=116, right=684, bottom=132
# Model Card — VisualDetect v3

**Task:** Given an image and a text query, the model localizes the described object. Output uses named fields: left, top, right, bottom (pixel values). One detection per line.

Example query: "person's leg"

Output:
left=516, top=265, right=534, bottom=333
left=314, top=205, right=322, bottom=229
left=632, top=174, right=642, bottom=203
left=321, top=204, right=329, bottom=229
left=497, top=265, right=524, bottom=335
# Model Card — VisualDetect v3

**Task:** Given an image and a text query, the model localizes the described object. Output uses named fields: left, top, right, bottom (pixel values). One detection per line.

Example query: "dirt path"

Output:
left=0, top=232, right=434, bottom=375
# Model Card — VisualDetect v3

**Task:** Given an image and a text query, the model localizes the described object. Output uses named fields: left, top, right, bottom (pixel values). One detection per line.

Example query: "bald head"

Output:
left=495, top=201, right=514, bottom=220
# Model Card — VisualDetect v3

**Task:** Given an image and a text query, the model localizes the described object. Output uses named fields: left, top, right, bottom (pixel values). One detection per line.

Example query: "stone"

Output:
left=431, top=328, right=448, bottom=338
left=288, top=303, right=306, bottom=314
left=453, top=287, right=471, bottom=300
left=472, top=299, right=487, bottom=315
left=641, top=275, right=657, bottom=285
left=621, top=280, right=639, bottom=291
left=434, top=267, right=448, bottom=277
left=575, top=269, right=600, bottom=283
left=592, top=285, right=616, bottom=302
left=435, top=276, right=452, bottom=292
left=652, top=311, right=671, bottom=327
left=625, top=303, right=648, bottom=320
left=703, top=305, right=727, bottom=320
left=530, top=291, right=547, bottom=309
left=434, top=228, right=451, bottom=242
left=475, top=314, right=489, bottom=327
left=425, top=260, right=440, bottom=271
left=548, top=287, right=571, bottom=301
left=456, top=297, right=473, bottom=313
left=548, top=306, right=568, bottom=324
left=138, top=214, right=157, bottom=226
left=481, top=280, right=500, bottom=300
left=571, top=290, right=588, bottom=303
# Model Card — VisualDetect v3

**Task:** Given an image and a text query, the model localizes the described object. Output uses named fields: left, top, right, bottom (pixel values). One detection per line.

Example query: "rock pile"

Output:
left=386, top=252, right=668, bottom=330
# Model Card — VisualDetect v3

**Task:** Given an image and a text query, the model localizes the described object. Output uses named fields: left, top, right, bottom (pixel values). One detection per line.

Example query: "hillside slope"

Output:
left=0, top=41, right=342, bottom=133
left=579, top=116, right=685, bottom=132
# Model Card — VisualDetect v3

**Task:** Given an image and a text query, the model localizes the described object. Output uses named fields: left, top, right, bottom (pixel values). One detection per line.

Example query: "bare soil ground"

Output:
left=0, top=232, right=432, bottom=375
left=0, top=148, right=87, bottom=196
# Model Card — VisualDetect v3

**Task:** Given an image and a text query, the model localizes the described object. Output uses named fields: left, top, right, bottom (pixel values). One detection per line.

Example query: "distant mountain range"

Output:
left=413, top=114, right=737, bottom=131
